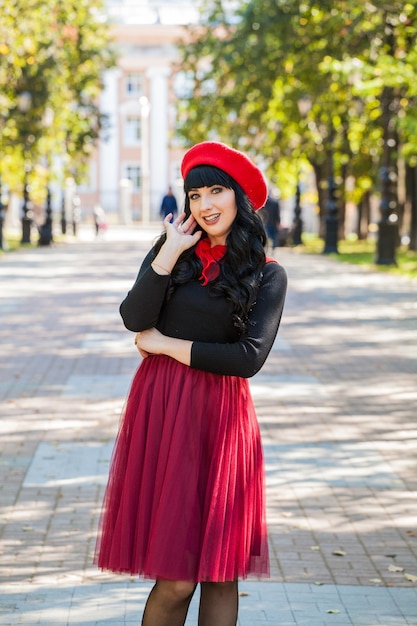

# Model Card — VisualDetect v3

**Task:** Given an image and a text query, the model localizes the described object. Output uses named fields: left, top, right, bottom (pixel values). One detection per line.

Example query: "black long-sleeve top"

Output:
left=120, top=250, right=287, bottom=378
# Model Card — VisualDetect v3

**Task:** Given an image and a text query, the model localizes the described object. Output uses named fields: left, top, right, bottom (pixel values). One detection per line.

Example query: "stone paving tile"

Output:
left=1, top=580, right=417, bottom=624
left=0, top=225, right=417, bottom=625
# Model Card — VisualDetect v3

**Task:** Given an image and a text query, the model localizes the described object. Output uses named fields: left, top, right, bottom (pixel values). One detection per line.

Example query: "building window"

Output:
left=124, top=164, right=141, bottom=190
left=124, top=115, right=141, bottom=144
left=126, top=73, right=143, bottom=96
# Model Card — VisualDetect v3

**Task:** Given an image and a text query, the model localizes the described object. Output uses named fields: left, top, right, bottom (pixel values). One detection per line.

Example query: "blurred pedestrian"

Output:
left=95, top=141, right=287, bottom=626
left=159, top=185, right=178, bottom=220
left=260, top=192, right=281, bottom=249
left=93, top=204, right=107, bottom=236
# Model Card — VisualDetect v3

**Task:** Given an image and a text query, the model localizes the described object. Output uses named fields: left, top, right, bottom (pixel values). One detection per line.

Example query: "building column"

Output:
left=99, top=68, right=121, bottom=215
left=148, top=66, right=171, bottom=219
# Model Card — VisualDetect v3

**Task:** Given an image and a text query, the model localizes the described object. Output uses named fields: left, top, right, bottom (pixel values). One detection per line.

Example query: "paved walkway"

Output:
left=0, top=224, right=416, bottom=625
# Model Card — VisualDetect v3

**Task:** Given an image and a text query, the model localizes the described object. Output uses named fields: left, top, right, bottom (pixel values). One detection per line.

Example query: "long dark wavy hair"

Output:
left=153, top=165, right=267, bottom=333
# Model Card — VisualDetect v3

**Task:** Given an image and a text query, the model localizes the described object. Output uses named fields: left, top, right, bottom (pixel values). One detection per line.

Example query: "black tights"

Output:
left=141, top=579, right=238, bottom=626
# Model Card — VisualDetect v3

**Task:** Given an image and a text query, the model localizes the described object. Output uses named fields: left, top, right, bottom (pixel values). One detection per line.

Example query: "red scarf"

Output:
left=195, top=238, right=226, bottom=285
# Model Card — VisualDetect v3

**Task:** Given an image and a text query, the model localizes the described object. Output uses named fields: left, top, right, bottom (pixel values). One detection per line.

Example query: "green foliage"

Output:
left=0, top=0, right=117, bottom=193
left=177, top=1, right=417, bottom=207
left=299, top=236, right=417, bottom=278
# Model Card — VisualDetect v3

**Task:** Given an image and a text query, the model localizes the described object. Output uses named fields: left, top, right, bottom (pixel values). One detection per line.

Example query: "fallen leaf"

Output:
left=388, top=564, right=404, bottom=573
left=239, top=592, right=250, bottom=597
left=314, top=581, right=324, bottom=586
left=406, top=530, right=417, bottom=537
left=404, top=573, right=417, bottom=583
left=369, top=578, right=382, bottom=584
left=326, top=609, right=340, bottom=614
left=310, top=545, right=320, bottom=551
left=332, top=550, right=346, bottom=557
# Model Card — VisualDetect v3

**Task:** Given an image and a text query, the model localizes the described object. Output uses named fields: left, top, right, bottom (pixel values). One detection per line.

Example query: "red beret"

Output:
left=181, top=141, right=268, bottom=210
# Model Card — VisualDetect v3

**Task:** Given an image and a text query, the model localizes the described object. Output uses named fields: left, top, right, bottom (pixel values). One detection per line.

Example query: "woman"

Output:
left=95, top=141, right=287, bottom=626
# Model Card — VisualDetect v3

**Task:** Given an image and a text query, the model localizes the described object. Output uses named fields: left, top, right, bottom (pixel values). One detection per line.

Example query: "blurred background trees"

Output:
left=0, top=0, right=116, bottom=209
left=2, top=0, right=416, bottom=258
left=177, top=0, right=417, bottom=253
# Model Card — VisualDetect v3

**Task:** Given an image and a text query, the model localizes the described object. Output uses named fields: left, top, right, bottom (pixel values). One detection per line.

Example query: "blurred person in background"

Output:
left=160, top=185, right=178, bottom=220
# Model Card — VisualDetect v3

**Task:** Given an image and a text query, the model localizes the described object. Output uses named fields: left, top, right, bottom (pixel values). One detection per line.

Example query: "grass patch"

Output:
left=0, top=233, right=37, bottom=253
left=298, top=234, right=417, bottom=279
left=1, top=231, right=66, bottom=253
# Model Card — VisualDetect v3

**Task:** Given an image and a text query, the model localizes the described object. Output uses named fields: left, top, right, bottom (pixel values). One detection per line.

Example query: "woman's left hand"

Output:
left=135, top=327, right=193, bottom=366
left=135, top=328, right=165, bottom=357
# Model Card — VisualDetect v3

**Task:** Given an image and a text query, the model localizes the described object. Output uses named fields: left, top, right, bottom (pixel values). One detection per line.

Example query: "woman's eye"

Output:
left=189, top=193, right=199, bottom=201
left=212, top=187, right=222, bottom=194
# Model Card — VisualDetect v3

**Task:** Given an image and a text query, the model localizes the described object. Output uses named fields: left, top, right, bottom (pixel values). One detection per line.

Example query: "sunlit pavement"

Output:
left=0, top=223, right=416, bottom=625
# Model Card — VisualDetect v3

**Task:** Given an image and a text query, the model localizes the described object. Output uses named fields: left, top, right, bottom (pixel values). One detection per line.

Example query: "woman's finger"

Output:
left=180, top=215, right=194, bottom=233
left=172, top=212, right=186, bottom=227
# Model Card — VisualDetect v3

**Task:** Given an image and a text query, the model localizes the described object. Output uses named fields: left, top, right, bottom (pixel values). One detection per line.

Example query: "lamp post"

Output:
left=295, top=96, right=314, bottom=247
left=375, top=91, right=398, bottom=265
left=323, top=129, right=339, bottom=254
left=292, top=178, right=303, bottom=246
left=38, top=107, right=55, bottom=246
left=17, top=91, right=33, bottom=245
left=61, top=194, right=67, bottom=234
left=375, top=166, right=398, bottom=264
left=296, top=95, right=338, bottom=252
left=39, top=187, right=53, bottom=246
left=21, top=166, right=33, bottom=244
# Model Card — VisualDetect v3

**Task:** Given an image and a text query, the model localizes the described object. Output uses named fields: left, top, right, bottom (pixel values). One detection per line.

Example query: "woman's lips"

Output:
left=203, top=213, right=220, bottom=225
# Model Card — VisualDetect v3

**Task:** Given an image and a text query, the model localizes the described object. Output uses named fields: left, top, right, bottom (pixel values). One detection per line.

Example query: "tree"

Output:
left=0, top=0, right=116, bottom=200
left=177, top=1, right=417, bottom=247
left=51, top=2, right=116, bottom=180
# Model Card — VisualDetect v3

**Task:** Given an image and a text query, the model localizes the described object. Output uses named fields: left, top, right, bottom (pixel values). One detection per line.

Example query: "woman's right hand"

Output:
left=163, top=211, right=202, bottom=253
left=151, top=212, right=202, bottom=275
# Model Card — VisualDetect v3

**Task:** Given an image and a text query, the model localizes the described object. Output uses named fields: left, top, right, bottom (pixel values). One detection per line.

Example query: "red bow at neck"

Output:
left=195, top=238, right=226, bottom=285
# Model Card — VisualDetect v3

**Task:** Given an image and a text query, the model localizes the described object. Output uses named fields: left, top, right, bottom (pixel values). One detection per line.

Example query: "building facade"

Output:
left=77, top=1, right=199, bottom=224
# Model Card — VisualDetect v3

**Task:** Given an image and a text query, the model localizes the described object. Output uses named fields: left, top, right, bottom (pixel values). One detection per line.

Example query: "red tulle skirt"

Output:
left=95, top=354, right=269, bottom=582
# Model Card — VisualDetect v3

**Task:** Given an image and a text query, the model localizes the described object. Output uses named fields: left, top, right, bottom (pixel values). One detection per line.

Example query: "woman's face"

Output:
left=187, top=185, right=237, bottom=246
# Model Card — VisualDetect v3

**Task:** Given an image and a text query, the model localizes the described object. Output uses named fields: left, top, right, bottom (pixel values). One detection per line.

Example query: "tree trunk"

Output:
left=338, top=164, right=348, bottom=241
left=357, top=191, right=371, bottom=239
left=311, top=161, right=326, bottom=238
left=406, top=164, right=417, bottom=251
